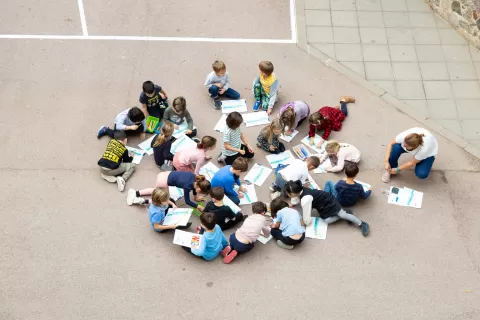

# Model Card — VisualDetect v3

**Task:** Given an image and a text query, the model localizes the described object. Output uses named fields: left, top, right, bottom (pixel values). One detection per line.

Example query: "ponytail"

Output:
left=153, top=121, right=174, bottom=147
left=285, top=180, right=303, bottom=196
left=404, top=133, right=424, bottom=149
left=197, top=136, right=217, bottom=150
left=194, top=175, right=211, bottom=193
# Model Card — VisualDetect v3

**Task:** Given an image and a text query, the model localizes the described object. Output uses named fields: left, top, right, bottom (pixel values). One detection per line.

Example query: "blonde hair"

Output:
left=404, top=133, right=424, bottom=149
left=260, top=118, right=284, bottom=144
left=212, top=60, right=226, bottom=72
left=153, top=121, right=174, bottom=147
left=151, top=188, right=170, bottom=206
left=325, top=140, right=341, bottom=154
left=280, top=106, right=296, bottom=131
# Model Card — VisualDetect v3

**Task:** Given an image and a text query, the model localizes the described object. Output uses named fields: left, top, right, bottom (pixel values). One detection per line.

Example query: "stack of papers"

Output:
left=222, top=99, right=247, bottom=114
left=301, top=135, right=328, bottom=153
left=305, top=217, right=328, bottom=240
left=243, top=112, right=270, bottom=127
left=279, top=130, right=299, bottom=142
left=126, top=146, right=145, bottom=165
left=266, top=150, right=294, bottom=169
left=214, top=114, right=228, bottom=133
left=173, top=229, right=203, bottom=248
left=388, top=186, right=423, bottom=208
left=138, top=135, right=156, bottom=156
left=244, top=163, right=273, bottom=186
left=170, top=134, right=197, bottom=154
left=163, top=208, right=192, bottom=226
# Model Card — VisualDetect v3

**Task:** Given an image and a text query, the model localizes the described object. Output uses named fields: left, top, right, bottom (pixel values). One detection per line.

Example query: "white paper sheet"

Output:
left=169, top=187, right=184, bottom=201
left=242, top=112, right=271, bottom=127
left=173, top=120, right=197, bottom=139
left=221, top=99, right=247, bottom=114
left=388, top=186, right=423, bottom=208
left=214, top=114, right=228, bottom=132
left=223, top=195, right=242, bottom=214
left=257, top=234, right=273, bottom=244
left=126, top=146, right=145, bottom=165
left=279, top=130, right=299, bottom=142
left=199, top=162, right=220, bottom=181
left=313, top=158, right=332, bottom=174
left=307, top=174, right=320, bottom=190
left=305, top=217, right=328, bottom=240
left=244, top=163, right=273, bottom=186
left=301, top=135, right=328, bottom=154
left=355, top=180, right=372, bottom=193
left=236, top=184, right=258, bottom=205
left=170, top=134, right=197, bottom=155
left=163, top=208, right=192, bottom=226
left=137, top=135, right=156, bottom=156
left=266, top=150, right=294, bottom=169
left=173, top=229, right=203, bottom=248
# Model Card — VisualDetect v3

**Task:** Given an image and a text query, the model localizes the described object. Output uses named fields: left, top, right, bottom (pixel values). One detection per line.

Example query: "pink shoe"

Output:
left=223, top=250, right=238, bottom=264
left=221, top=246, right=232, bottom=257
left=196, top=226, right=201, bottom=234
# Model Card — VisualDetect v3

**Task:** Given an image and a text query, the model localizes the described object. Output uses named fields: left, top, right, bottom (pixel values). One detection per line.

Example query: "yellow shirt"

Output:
left=260, top=74, right=276, bottom=95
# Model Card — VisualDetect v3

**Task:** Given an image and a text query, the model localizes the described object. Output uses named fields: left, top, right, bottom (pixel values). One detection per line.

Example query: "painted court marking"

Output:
left=0, top=0, right=297, bottom=43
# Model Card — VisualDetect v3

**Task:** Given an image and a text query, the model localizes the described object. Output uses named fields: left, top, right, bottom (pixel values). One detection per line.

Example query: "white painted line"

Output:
left=77, top=0, right=88, bottom=36
left=0, top=34, right=296, bottom=43
left=290, top=0, right=297, bottom=42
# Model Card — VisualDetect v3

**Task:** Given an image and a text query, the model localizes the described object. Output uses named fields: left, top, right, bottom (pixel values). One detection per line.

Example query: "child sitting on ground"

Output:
left=270, top=198, right=305, bottom=250
left=147, top=188, right=192, bottom=232
left=97, top=131, right=135, bottom=192
left=284, top=180, right=370, bottom=236
left=308, top=96, right=355, bottom=148
left=152, top=121, right=175, bottom=170
left=257, top=118, right=285, bottom=154
left=223, top=201, right=271, bottom=264
left=163, top=96, right=197, bottom=139
left=252, top=61, right=279, bottom=115
left=204, top=60, right=241, bottom=110
left=211, top=157, right=249, bottom=205
left=319, top=140, right=361, bottom=172
left=218, top=111, right=255, bottom=165
left=270, top=156, right=320, bottom=194
left=204, top=187, right=247, bottom=231
left=97, top=107, right=146, bottom=140
left=182, top=212, right=230, bottom=261
left=173, top=136, right=216, bottom=174
left=139, top=80, right=169, bottom=119
left=279, top=101, right=310, bottom=135
left=324, top=163, right=372, bottom=207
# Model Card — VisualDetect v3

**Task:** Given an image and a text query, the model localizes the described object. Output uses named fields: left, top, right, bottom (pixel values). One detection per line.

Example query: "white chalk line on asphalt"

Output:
left=77, top=0, right=88, bottom=36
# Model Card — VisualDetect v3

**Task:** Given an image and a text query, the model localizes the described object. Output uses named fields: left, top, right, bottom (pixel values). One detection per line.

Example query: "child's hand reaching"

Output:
left=266, top=108, right=272, bottom=116
left=129, top=152, right=135, bottom=158
left=186, top=130, right=192, bottom=135
left=309, top=138, right=314, bottom=146
left=239, top=185, right=247, bottom=193
left=238, top=193, right=245, bottom=199
left=140, top=133, right=146, bottom=140
left=269, top=145, right=277, bottom=152
left=316, top=139, right=324, bottom=148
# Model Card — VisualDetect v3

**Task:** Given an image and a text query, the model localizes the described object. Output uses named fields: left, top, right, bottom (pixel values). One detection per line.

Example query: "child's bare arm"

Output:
left=141, top=104, right=148, bottom=117
left=153, top=223, right=176, bottom=231
left=223, top=141, right=243, bottom=153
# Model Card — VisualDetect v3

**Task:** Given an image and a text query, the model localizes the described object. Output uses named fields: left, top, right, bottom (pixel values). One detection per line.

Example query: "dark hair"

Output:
left=252, top=202, right=267, bottom=214
left=209, top=187, right=225, bottom=201
left=128, top=107, right=146, bottom=123
left=259, top=61, right=274, bottom=76
left=198, top=136, right=217, bottom=150
left=173, top=96, right=187, bottom=112
left=114, top=131, right=127, bottom=140
left=284, top=180, right=303, bottom=197
left=345, top=162, right=359, bottom=178
left=270, top=198, right=289, bottom=218
left=142, top=81, right=155, bottom=94
left=194, top=175, right=211, bottom=193
left=306, top=156, right=321, bottom=168
left=232, top=157, right=248, bottom=172
left=200, top=211, right=216, bottom=230
left=226, top=112, right=243, bottom=130
left=308, top=112, right=325, bottom=125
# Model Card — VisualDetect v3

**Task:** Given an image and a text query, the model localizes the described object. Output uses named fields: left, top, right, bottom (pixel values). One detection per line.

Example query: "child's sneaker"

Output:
left=276, top=240, right=294, bottom=250
left=217, top=153, right=226, bottom=163
left=126, top=189, right=137, bottom=205
left=101, top=173, right=117, bottom=183
left=117, top=177, right=126, bottom=192
left=223, top=249, right=238, bottom=264
left=176, top=222, right=193, bottom=230
left=381, top=170, right=391, bottom=183
left=97, top=126, right=108, bottom=139
left=221, top=246, right=232, bottom=257
left=269, top=183, right=281, bottom=193
left=252, top=101, right=261, bottom=112
left=213, top=99, right=222, bottom=110
left=193, top=138, right=201, bottom=143
left=270, top=191, right=281, bottom=200
left=360, top=222, right=370, bottom=237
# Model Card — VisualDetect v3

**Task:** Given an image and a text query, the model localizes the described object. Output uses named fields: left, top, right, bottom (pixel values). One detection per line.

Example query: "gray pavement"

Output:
left=1, top=1, right=480, bottom=319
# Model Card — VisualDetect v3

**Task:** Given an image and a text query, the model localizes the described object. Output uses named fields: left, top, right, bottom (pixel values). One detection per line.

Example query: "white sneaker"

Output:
left=126, top=188, right=136, bottom=205
left=270, top=191, right=281, bottom=200
left=132, top=197, right=146, bottom=205
left=116, top=177, right=125, bottom=191
left=101, top=173, right=117, bottom=183
left=381, top=170, right=391, bottom=183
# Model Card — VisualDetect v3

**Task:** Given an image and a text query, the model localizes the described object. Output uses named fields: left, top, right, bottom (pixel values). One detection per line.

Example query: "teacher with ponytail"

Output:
left=382, top=127, right=438, bottom=182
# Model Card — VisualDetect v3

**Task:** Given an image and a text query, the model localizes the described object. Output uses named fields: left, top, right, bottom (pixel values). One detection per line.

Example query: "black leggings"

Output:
left=105, top=124, right=144, bottom=138
left=225, top=144, right=255, bottom=165
left=270, top=228, right=305, bottom=246
left=217, top=213, right=244, bottom=231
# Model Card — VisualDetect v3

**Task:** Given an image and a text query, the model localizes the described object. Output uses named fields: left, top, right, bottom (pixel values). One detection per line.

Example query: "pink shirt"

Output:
left=236, top=214, right=271, bottom=244
left=176, top=147, right=207, bottom=174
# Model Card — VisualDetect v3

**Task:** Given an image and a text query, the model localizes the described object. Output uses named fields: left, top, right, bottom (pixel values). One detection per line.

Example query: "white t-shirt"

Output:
left=395, top=127, right=438, bottom=161
left=280, top=159, right=308, bottom=184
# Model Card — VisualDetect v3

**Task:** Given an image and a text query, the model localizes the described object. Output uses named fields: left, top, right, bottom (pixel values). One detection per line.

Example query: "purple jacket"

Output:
left=279, top=101, right=310, bottom=131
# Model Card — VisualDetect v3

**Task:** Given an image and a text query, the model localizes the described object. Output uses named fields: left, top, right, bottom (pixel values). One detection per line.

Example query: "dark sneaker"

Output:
left=192, top=138, right=201, bottom=143
left=242, top=214, right=248, bottom=220
left=360, top=222, right=370, bottom=237
left=253, top=101, right=261, bottom=112
left=177, top=222, right=193, bottom=230
left=223, top=249, right=238, bottom=264
left=213, top=99, right=222, bottom=110
left=97, top=126, right=108, bottom=139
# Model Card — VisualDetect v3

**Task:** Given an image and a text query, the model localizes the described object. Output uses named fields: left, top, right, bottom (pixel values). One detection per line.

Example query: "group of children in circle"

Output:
left=96, top=58, right=436, bottom=264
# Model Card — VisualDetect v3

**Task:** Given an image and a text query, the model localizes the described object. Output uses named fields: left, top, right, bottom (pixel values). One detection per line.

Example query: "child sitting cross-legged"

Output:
left=269, top=198, right=306, bottom=250
left=256, top=118, right=286, bottom=154
left=147, top=188, right=192, bottom=232
left=204, top=187, right=247, bottom=231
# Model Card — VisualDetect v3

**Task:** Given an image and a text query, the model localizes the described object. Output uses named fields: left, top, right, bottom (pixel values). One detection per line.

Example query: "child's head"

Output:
left=226, top=112, right=243, bottom=130
left=212, top=60, right=226, bottom=76
left=114, top=131, right=128, bottom=145
left=403, top=133, right=424, bottom=151
left=231, top=157, right=248, bottom=175
left=252, top=201, right=267, bottom=215
left=194, top=175, right=211, bottom=195
left=344, top=162, right=359, bottom=179
left=152, top=121, right=174, bottom=147
left=151, top=188, right=170, bottom=206
left=142, top=81, right=155, bottom=97
left=200, top=211, right=216, bottom=230
left=209, top=187, right=225, bottom=203
left=261, top=118, right=284, bottom=145
left=284, top=180, right=303, bottom=201
left=172, top=97, right=187, bottom=114
left=280, top=106, right=296, bottom=131
left=128, top=107, right=146, bottom=123
left=308, top=112, right=325, bottom=125
left=325, top=141, right=341, bottom=155
left=259, top=61, right=274, bottom=77
left=305, top=156, right=321, bottom=171
left=197, top=136, right=217, bottom=151
left=270, top=197, right=289, bottom=218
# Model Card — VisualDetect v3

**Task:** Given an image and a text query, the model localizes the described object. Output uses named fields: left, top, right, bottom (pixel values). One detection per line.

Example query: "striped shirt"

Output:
left=222, top=126, right=242, bottom=156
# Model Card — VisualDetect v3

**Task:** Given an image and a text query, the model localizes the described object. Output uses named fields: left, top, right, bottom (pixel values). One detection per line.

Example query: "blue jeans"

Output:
left=340, top=101, right=348, bottom=116
left=324, top=180, right=338, bottom=197
left=228, top=194, right=240, bottom=205
left=389, top=143, right=435, bottom=179
left=208, top=85, right=240, bottom=100
left=229, top=233, right=254, bottom=253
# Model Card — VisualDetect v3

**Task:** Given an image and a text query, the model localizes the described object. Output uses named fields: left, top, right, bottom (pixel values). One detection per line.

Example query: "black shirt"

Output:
left=300, top=187, right=342, bottom=219
left=151, top=135, right=175, bottom=167
left=204, top=201, right=236, bottom=226
left=97, top=139, right=133, bottom=169
left=139, top=85, right=168, bottom=119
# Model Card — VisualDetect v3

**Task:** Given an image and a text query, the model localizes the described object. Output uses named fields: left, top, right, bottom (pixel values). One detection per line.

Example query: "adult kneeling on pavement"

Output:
left=382, top=127, right=438, bottom=182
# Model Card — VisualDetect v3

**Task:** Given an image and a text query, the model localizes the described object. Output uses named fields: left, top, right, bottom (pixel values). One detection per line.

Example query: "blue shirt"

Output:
left=277, top=208, right=305, bottom=237
left=191, top=225, right=228, bottom=261
left=335, top=180, right=371, bottom=207
left=211, top=166, right=241, bottom=198
left=148, top=204, right=169, bottom=232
